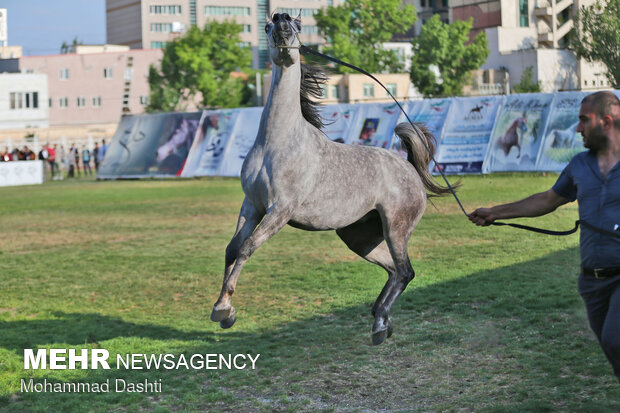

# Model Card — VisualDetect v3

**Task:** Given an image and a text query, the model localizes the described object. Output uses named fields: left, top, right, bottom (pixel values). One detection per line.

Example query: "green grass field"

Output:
left=1, top=174, right=619, bottom=412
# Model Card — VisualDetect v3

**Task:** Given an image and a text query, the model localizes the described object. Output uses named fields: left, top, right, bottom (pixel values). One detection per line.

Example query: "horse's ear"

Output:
left=294, top=11, right=302, bottom=30
left=266, top=13, right=272, bottom=24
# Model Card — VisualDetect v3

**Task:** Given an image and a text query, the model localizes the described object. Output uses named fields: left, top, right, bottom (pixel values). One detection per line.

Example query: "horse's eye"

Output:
left=273, top=14, right=279, bottom=22
left=284, top=14, right=291, bottom=21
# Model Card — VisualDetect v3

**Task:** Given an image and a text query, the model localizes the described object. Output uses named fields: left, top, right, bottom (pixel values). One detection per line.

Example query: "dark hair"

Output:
left=300, top=63, right=327, bottom=130
left=582, top=91, right=620, bottom=130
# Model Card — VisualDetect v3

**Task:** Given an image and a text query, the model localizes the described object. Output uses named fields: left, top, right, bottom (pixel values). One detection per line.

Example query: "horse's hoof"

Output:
left=219, top=312, right=236, bottom=329
left=372, top=328, right=388, bottom=345
left=211, top=304, right=233, bottom=322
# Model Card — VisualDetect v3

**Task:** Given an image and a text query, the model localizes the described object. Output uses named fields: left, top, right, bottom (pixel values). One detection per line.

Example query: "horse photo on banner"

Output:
left=98, top=112, right=202, bottom=179
left=536, top=91, right=588, bottom=171
left=434, top=96, right=502, bottom=174
left=482, top=93, right=553, bottom=173
left=180, top=110, right=239, bottom=177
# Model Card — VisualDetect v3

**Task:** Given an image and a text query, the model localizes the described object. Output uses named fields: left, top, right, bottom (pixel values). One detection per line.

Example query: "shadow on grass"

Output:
left=3, top=246, right=620, bottom=412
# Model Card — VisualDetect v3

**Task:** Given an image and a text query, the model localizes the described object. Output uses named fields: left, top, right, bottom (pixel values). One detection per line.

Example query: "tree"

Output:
left=314, top=0, right=417, bottom=74
left=147, top=21, right=252, bottom=112
left=513, top=66, right=541, bottom=93
left=570, top=0, right=620, bottom=88
left=410, top=15, right=489, bottom=97
left=60, top=37, right=82, bottom=54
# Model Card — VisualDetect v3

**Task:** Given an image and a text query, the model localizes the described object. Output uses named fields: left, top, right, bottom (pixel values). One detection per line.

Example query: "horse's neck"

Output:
left=258, top=63, right=303, bottom=146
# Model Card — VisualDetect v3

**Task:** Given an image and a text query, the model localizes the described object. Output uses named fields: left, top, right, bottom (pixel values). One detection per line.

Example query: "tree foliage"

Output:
left=513, top=66, right=541, bottom=93
left=314, top=0, right=417, bottom=74
left=147, top=21, right=252, bottom=112
left=570, top=0, right=620, bottom=88
left=410, top=15, right=489, bottom=97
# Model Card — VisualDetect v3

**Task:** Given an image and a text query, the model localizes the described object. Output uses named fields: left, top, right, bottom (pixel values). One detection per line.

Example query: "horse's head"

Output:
left=265, top=12, right=302, bottom=66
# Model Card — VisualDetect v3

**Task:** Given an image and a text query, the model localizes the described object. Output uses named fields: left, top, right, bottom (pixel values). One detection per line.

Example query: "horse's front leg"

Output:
left=211, top=204, right=292, bottom=328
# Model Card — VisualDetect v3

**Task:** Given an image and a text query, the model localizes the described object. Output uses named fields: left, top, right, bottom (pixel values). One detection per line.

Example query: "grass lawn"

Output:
left=0, top=174, right=619, bottom=412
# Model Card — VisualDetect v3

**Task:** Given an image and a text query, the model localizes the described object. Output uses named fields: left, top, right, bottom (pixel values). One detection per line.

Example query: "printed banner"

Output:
left=434, top=96, right=502, bottom=174
left=347, top=102, right=403, bottom=149
left=217, top=107, right=263, bottom=177
left=320, top=104, right=359, bottom=144
left=181, top=110, right=239, bottom=177
left=536, top=91, right=588, bottom=171
left=391, top=98, right=452, bottom=165
left=482, top=93, right=553, bottom=173
left=0, top=160, right=44, bottom=187
left=98, top=112, right=201, bottom=178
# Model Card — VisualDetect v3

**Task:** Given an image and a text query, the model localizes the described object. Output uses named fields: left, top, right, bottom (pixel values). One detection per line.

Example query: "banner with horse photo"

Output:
left=98, top=112, right=202, bottom=179
left=482, top=93, right=553, bottom=173
left=535, top=91, right=589, bottom=171
left=180, top=110, right=240, bottom=177
left=347, top=102, right=403, bottom=149
left=434, top=96, right=502, bottom=174
left=390, top=98, right=452, bottom=164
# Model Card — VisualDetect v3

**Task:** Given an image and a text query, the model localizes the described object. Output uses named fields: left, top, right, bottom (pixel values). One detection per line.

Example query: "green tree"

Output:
left=513, top=66, right=541, bottom=93
left=410, top=15, right=489, bottom=97
left=570, top=0, right=620, bottom=88
left=147, top=21, right=252, bottom=112
left=314, top=0, right=417, bottom=74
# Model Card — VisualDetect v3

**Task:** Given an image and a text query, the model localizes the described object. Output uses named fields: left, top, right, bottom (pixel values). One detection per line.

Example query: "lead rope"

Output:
left=277, top=34, right=618, bottom=238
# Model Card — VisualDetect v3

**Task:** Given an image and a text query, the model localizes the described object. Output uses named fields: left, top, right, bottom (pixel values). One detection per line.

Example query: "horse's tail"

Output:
left=394, top=122, right=458, bottom=197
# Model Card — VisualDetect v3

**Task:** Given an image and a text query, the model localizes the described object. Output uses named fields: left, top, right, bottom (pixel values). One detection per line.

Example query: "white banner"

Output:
left=0, top=161, right=44, bottom=187
left=216, top=107, right=263, bottom=177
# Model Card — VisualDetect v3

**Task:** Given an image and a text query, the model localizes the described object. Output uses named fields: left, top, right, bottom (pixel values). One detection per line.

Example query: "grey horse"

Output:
left=211, top=13, right=452, bottom=345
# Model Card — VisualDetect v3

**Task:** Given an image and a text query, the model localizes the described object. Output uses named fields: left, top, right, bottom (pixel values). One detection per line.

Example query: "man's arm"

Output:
left=469, top=189, right=570, bottom=226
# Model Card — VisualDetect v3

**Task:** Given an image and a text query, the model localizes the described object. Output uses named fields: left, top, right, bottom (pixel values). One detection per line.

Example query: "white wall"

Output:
left=0, top=73, right=49, bottom=130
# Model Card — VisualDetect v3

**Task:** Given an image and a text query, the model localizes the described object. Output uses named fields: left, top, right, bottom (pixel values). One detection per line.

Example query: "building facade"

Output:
left=106, top=0, right=343, bottom=69
left=5, top=46, right=163, bottom=126
left=0, top=73, right=49, bottom=130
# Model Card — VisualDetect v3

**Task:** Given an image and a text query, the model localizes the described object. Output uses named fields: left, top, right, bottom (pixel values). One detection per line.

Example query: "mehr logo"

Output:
left=24, top=349, right=111, bottom=370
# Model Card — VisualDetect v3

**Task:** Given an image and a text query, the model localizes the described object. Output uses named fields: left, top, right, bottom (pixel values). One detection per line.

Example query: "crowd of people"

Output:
left=0, top=140, right=108, bottom=179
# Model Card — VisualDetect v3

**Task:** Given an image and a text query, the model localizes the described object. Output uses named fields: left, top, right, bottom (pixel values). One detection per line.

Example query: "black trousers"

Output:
left=578, top=273, right=620, bottom=382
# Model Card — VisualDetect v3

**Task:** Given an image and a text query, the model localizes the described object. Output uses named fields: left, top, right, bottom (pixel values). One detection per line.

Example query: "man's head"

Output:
left=578, top=91, right=620, bottom=151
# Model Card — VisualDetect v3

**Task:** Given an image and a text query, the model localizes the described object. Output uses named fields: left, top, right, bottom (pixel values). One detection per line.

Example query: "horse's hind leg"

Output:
left=371, top=210, right=421, bottom=345
left=211, top=198, right=263, bottom=328
left=336, top=214, right=395, bottom=318
left=211, top=203, right=291, bottom=328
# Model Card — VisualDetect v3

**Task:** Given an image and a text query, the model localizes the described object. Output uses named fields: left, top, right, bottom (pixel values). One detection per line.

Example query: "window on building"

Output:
left=151, top=23, right=173, bottom=33
left=204, top=6, right=251, bottom=16
left=242, top=24, right=252, bottom=33
left=59, top=97, right=69, bottom=108
left=421, top=0, right=426, bottom=7
left=9, top=92, right=38, bottom=110
left=140, top=95, right=149, bottom=105
left=279, top=8, right=318, bottom=17
left=104, top=67, right=113, bottom=78
left=49, top=98, right=52, bottom=108
left=331, top=85, right=339, bottom=99
left=363, top=84, right=374, bottom=98
left=77, top=97, right=86, bottom=107
left=519, top=0, right=529, bottom=27
left=151, top=41, right=168, bottom=49
left=59, top=68, right=69, bottom=80
left=150, top=5, right=182, bottom=14
left=92, top=96, right=102, bottom=107
left=301, top=26, right=319, bottom=35
left=386, top=83, right=397, bottom=96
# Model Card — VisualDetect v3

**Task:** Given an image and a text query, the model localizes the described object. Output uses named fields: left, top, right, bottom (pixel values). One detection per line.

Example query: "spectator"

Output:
left=49, top=144, right=58, bottom=179
left=82, top=145, right=92, bottom=176
left=68, top=144, right=76, bottom=177
left=1, top=147, right=12, bottom=161
left=73, top=144, right=80, bottom=177
left=23, top=146, right=35, bottom=160
left=92, top=142, right=100, bottom=171
left=97, top=139, right=108, bottom=167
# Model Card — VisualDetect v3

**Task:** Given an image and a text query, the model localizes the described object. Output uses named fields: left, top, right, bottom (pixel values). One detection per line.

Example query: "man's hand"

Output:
left=469, top=208, right=496, bottom=226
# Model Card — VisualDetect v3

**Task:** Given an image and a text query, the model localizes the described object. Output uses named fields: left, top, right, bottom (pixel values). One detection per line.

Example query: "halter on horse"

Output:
left=210, top=13, right=452, bottom=345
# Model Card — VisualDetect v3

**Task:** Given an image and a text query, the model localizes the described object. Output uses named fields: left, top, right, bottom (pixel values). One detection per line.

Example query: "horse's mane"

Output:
left=300, top=63, right=327, bottom=130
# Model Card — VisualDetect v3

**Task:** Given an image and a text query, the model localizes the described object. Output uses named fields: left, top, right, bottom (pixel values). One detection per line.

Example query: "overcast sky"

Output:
left=0, top=0, right=106, bottom=56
